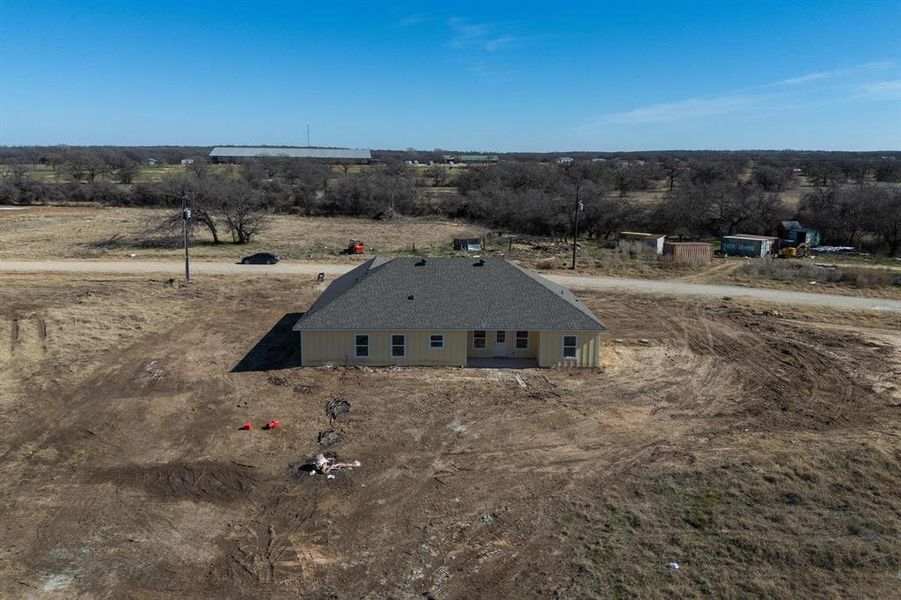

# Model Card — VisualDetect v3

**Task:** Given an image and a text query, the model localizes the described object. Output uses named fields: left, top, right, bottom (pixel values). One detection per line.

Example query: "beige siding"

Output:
left=301, top=330, right=467, bottom=367
left=465, top=330, right=539, bottom=358
left=538, top=331, right=602, bottom=368
left=301, top=329, right=601, bottom=368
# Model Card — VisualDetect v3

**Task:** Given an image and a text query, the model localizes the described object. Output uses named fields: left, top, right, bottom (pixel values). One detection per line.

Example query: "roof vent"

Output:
left=474, top=258, right=486, bottom=267
left=407, top=294, right=414, bottom=300
left=415, top=258, right=427, bottom=266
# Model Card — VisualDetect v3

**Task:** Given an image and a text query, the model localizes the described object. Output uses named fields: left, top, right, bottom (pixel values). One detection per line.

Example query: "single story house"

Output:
left=293, top=257, right=606, bottom=368
left=721, top=234, right=779, bottom=258
left=619, top=231, right=666, bottom=255
left=778, top=221, right=821, bottom=247
left=209, top=146, right=372, bottom=164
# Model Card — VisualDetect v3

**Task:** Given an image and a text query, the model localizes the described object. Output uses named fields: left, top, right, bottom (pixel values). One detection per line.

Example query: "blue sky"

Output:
left=1, top=1, right=899, bottom=150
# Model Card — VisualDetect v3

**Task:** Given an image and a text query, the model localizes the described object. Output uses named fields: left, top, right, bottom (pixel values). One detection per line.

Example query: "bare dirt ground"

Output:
left=0, top=273, right=898, bottom=598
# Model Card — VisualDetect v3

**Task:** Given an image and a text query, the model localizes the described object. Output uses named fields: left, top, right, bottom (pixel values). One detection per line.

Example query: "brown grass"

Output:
left=0, top=206, right=487, bottom=261
left=734, top=259, right=899, bottom=291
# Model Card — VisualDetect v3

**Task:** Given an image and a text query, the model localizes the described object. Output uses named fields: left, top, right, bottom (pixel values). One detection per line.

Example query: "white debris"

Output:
left=314, top=453, right=361, bottom=475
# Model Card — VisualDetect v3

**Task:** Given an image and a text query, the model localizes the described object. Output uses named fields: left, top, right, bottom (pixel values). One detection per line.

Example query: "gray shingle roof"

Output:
left=294, top=257, right=606, bottom=332
left=209, top=147, right=371, bottom=160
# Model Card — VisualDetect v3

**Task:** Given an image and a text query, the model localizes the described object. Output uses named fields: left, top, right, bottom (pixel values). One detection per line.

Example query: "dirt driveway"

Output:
left=0, top=259, right=899, bottom=312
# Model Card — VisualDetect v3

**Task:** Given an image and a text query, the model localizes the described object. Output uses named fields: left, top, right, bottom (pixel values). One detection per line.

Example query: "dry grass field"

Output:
left=0, top=272, right=898, bottom=597
left=0, top=206, right=487, bottom=261
left=1, top=206, right=898, bottom=301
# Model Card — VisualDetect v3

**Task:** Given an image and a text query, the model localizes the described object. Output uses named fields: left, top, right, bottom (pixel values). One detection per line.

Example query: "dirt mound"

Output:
left=94, top=461, right=256, bottom=504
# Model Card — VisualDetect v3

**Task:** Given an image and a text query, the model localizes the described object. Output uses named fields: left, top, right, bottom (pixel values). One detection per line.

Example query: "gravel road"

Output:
left=1, top=259, right=898, bottom=312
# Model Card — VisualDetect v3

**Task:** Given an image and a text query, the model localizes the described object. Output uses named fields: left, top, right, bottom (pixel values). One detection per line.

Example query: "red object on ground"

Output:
left=265, top=419, right=281, bottom=430
left=239, top=422, right=253, bottom=431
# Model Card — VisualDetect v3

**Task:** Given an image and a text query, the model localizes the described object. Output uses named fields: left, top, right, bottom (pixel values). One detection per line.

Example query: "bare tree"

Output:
left=188, top=158, right=210, bottom=180
left=659, top=158, right=684, bottom=192
left=220, top=182, right=269, bottom=243
left=149, top=175, right=224, bottom=243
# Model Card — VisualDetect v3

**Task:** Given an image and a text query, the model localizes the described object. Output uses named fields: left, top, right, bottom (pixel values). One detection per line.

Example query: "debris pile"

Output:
left=296, top=453, right=362, bottom=480
left=325, top=397, right=351, bottom=420
left=317, top=429, right=344, bottom=447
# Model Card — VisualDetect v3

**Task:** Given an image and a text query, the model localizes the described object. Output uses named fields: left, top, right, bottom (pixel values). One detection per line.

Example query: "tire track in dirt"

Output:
left=207, top=483, right=317, bottom=589
left=9, top=314, right=19, bottom=354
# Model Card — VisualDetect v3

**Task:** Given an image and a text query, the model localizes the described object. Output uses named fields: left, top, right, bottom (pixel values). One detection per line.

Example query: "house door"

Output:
left=493, top=331, right=507, bottom=357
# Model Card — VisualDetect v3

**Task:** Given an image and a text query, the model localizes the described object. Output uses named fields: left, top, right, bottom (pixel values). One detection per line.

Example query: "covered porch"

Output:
left=466, top=357, right=539, bottom=369
left=466, top=329, right=540, bottom=363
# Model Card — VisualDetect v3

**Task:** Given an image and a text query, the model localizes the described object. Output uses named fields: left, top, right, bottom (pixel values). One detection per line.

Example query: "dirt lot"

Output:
left=0, top=206, right=487, bottom=262
left=0, top=272, right=898, bottom=598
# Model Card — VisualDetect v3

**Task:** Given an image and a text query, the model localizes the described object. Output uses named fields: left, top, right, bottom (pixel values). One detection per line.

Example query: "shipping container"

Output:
left=619, top=231, right=666, bottom=255
left=662, top=242, right=714, bottom=265
left=721, top=235, right=778, bottom=258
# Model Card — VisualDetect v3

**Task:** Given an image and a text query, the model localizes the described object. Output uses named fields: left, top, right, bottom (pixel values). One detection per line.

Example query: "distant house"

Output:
left=619, top=231, right=666, bottom=255
left=556, top=157, right=574, bottom=164
left=721, top=234, right=779, bottom=258
left=778, top=221, right=821, bottom=247
left=293, top=257, right=606, bottom=368
left=208, top=146, right=372, bottom=164
left=180, top=158, right=195, bottom=165
left=662, top=242, right=713, bottom=265
left=143, top=158, right=159, bottom=166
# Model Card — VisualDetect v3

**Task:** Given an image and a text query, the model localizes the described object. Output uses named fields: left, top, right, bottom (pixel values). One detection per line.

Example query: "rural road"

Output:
left=1, top=259, right=899, bottom=313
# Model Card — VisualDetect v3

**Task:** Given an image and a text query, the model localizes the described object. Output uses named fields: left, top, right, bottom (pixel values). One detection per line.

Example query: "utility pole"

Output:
left=307, top=124, right=310, bottom=147
left=181, top=194, right=191, bottom=282
left=572, top=183, right=582, bottom=270
left=561, top=162, right=583, bottom=270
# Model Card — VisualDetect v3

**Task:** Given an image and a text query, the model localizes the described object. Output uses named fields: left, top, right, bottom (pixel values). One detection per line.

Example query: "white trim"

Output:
left=515, top=330, right=529, bottom=350
left=429, top=333, right=445, bottom=349
left=354, top=333, right=370, bottom=359
left=561, top=335, right=578, bottom=360
left=390, top=333, right=406, bottom=358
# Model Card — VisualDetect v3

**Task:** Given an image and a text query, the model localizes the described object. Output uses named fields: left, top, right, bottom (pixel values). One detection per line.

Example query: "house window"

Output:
left=354, top=334, right=369, bottom=358
left=430, top=334, right=444, bottom=349
left=496, top=331, right=505, bottom=343
left=391, top=334, right=406, bottom=357
left=473, top=330, right=486, bottom=349
left=562, top=335, right=578, bottom=360
left=515, top=331, right=529, bottom=349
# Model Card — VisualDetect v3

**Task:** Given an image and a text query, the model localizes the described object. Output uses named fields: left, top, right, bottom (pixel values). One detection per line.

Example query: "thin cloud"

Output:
left=447, top=17, right=519, bottom=52
left=594, top=95, right=765, bottom=125
left=395, top=13, right=431, bottom=28
left=858, top=80, right=901, bottom=100
left=772, top=61, right=893, bottom=86
left=583, top=59, right=896, bottom=128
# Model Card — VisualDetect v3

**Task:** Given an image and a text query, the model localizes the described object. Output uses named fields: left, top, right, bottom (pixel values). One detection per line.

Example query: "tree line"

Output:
left=1, top=149, right=899, bottom=254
